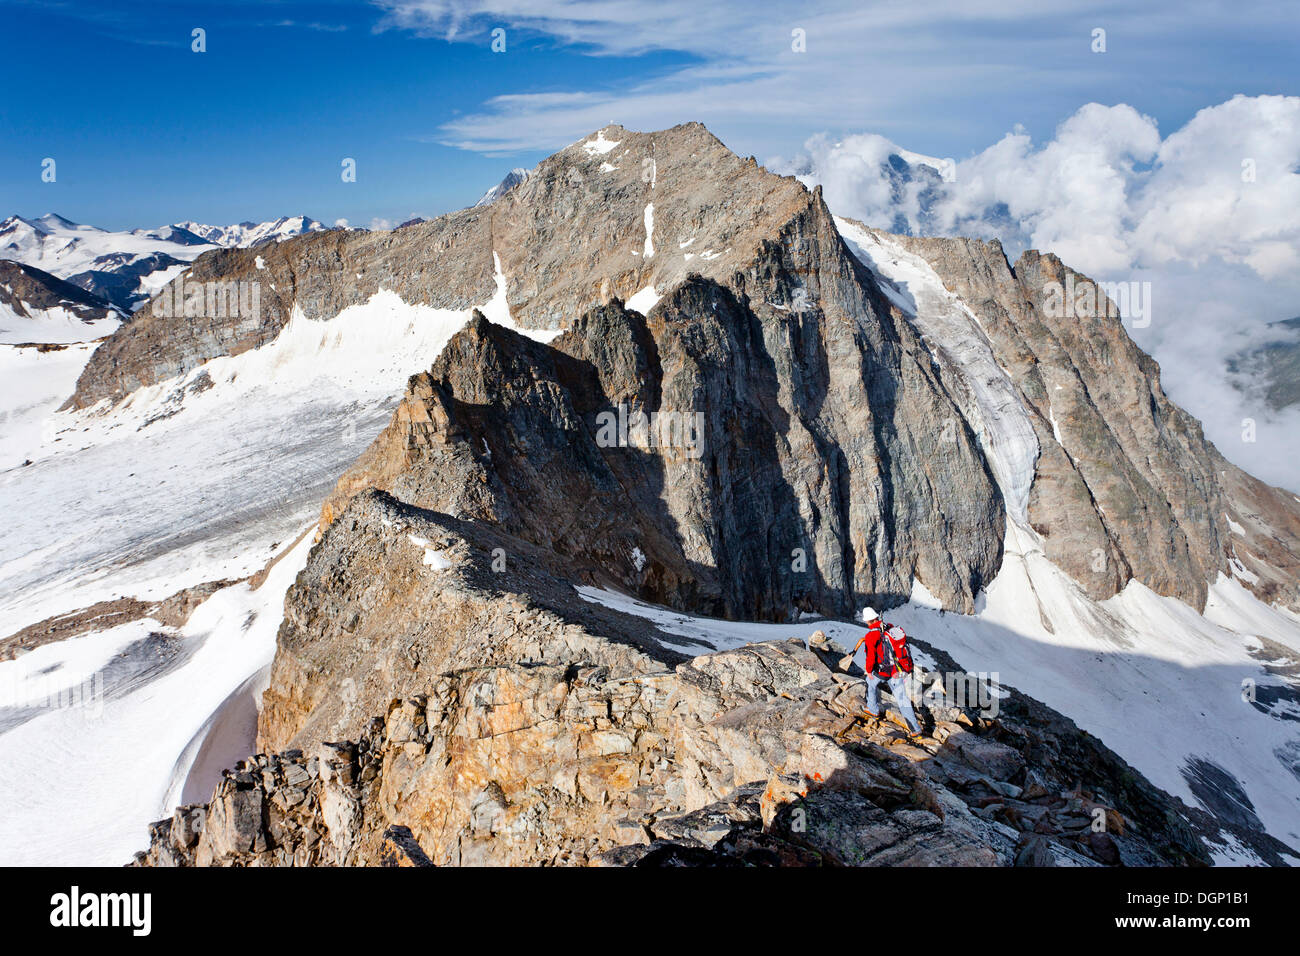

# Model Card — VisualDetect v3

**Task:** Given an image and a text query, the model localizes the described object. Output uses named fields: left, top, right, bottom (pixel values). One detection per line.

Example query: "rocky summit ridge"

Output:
left=137, top=490, right=1276, bottom=868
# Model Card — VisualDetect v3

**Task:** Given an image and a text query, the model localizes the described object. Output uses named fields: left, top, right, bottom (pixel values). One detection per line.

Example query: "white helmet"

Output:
left=860, top=607, right=879, bottom=623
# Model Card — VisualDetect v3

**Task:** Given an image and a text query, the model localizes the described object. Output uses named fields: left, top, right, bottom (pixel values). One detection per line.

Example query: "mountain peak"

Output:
left=473, top=168, right=531, bottom=207
left=35, top=212, right=84, bottom=231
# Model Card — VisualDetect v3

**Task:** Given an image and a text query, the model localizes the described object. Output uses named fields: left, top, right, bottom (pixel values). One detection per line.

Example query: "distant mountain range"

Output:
left=171, top=215, right=328, bottom=248
left=0, top=213, right=330, bottom=315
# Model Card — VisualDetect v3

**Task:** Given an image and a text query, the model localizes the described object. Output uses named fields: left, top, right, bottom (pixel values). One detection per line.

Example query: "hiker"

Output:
left=852, top=607, right=922, bottom=737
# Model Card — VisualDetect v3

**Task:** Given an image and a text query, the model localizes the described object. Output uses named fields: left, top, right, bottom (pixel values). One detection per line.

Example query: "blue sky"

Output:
left=2, top=0, right=1297, bottom=230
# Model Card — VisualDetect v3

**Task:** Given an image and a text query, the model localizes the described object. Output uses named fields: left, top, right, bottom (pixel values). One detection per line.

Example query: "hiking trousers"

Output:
left=865, top=674, right=921, bottom=734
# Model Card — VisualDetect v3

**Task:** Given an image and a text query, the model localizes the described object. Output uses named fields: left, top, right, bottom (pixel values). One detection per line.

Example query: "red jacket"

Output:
left=859, top=622, right=913, bottom=678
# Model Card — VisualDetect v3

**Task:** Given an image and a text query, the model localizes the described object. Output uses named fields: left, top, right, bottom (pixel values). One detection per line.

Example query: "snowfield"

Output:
left=0, top=341, right=100, bottom=469
left=0, top=529, right=315, bottom=866
left=0, top=303, right=120, bottom=346
left=0, top=253, right=558, bottom=632
left=891, top=530, right=1300, bottom=863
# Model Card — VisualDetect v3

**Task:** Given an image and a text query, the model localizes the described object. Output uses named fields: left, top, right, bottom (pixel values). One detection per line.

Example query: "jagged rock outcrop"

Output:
left=873, top=229, right=1300, bottom=612
left=134, top=490, right=1222, bottom=868
left=319, top=270, right=1004, bottom=620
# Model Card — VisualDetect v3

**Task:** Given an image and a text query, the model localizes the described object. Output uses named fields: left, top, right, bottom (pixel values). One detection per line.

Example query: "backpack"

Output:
left=875, top=625, right=911, bottom=677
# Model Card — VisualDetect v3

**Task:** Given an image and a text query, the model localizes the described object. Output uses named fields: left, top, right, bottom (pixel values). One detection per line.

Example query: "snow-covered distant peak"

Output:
left=133, top=224, right=209, bottom=246
left=0, top=213, right=103, bottom=249
left=28, top=213, right=91, bottom=234
left=892, top=148, right=950, bottom=176
left=474, top=168, right=531, bottom=207
left=172, top=216, right=327, bottom=248
left=0, top=212, right=219, bottom=313
left=0, top=216, right=50, bottom=256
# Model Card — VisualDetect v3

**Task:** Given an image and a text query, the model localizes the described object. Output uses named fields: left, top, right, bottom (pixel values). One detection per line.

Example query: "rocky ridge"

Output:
left=135, top=490, right=1241, bottom=867
left=318, top=285, right=1003, bottom=620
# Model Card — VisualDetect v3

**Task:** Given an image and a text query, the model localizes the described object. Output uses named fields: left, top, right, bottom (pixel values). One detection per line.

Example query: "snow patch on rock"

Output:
left=625, top=285, right=660, bottom=315
left=581, top=130, right=620, bottom=156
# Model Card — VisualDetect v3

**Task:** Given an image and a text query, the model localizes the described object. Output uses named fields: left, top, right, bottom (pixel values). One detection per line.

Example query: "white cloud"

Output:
left=376, top=1, right=1298, bottom=163
left=1133, top=96, right=1300, bottom=280
left=786, top=95, right=1300, bottom=284
left=940, top=103, right=1161, bottom=272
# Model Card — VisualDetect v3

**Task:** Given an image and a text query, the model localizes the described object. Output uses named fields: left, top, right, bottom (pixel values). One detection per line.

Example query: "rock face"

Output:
left=319, top=278, right=1003, bottom=620
left=0, top=259, right=122, bottom=328
left=134, top=490, right=1220, bottom=868
left=873, top=230, right=1300, bottom=612
left=286, top=122, right=1017, bottom=620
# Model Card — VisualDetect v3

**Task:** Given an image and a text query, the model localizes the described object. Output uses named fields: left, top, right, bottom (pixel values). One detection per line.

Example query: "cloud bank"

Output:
left=789, top=96, right=1300, bottom=281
